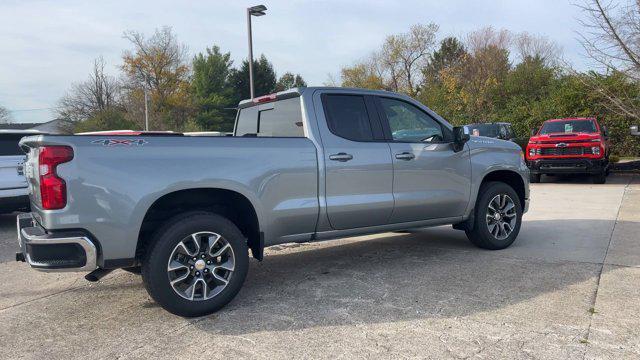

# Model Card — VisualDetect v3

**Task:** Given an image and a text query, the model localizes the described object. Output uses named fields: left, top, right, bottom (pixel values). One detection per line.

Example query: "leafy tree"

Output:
left=275, top=72, right=307, bottom=92
left=423, top=37, right=467, bottom=85
left=121, top=26, right=193, bottom=130
left=191, top=45, right=236, bottom=131
left=228, top=55, right=277, bottom=103
left=73, top=108, right=137, bottom=133
left=340, top=63, right=386, bottom=89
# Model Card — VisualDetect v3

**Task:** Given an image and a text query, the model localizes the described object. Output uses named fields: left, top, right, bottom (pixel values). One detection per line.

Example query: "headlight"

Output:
left=592, top=147, right=601, bottom=155
left=528, top=148, right=536, bottom=157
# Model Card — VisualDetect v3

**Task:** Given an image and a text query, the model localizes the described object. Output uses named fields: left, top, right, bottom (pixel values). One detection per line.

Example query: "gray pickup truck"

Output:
left=16, top=87, right=529, bottom=317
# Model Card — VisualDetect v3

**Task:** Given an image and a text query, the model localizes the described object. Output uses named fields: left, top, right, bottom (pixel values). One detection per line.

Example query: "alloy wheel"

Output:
left=166, top=231, right=235, bottom=301
left=485, top=194, right=517, bottom=240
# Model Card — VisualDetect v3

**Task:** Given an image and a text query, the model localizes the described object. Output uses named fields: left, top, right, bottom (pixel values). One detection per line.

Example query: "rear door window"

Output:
left=0, top=134, right=24, bottom=156
left=234, top=97, right=304, bottom=137
left=322, top=95, right=374, bottom=141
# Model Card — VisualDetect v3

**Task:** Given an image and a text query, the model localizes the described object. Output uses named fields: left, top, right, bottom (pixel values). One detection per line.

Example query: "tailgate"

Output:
left=0, top=155, right=27, bottom=190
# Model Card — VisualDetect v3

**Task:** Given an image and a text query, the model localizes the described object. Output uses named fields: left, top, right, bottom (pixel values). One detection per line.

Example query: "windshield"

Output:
left=539, top=120, right=596, bottom=134
left=466, top=124, right=500, bottom=137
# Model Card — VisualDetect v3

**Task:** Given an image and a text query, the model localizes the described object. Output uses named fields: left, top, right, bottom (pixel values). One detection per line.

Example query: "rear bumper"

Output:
left=16, top=213, right=97, bottom=272
left=527, top=158, right=609, bottom=175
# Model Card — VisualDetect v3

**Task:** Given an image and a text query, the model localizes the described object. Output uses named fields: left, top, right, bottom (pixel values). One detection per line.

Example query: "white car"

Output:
left=0, top=130, right=41, bottom=213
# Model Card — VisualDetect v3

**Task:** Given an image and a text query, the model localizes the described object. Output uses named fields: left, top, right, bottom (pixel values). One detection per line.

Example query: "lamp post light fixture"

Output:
left=247, top=4, right=267, bottom=100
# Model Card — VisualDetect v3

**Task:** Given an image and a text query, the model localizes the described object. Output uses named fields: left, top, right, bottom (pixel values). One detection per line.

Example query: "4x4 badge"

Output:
left=92, top=139, right=147, bottom=146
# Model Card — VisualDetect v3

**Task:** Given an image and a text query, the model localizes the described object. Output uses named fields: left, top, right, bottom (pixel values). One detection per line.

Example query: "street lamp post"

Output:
left=247, top=5, right=267, bottom=100
left=143, top=74, right=149, bottom=131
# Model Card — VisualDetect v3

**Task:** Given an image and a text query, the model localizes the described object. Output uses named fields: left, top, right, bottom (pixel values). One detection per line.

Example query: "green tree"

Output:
left=191, top=45, right=236, bottom=131
left=74, top=108, right=137, bottom=133
left=423, top=37, right=467, bottom=84
left=228, top=55, right=277, bottom=103
left=275, top=72, right=306, bottom=92
left=498, top=56, right=558, bottom=135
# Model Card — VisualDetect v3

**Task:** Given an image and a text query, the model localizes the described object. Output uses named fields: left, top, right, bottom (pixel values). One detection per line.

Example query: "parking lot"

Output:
left=0, top=174, right=638, bottom=359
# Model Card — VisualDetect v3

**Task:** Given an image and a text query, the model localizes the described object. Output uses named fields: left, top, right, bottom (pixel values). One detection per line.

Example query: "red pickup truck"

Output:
left=526, top=117, right=610, bottom=184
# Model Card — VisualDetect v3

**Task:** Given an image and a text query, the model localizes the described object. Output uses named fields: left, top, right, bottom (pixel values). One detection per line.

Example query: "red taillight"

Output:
left=38, top=146, right=74, bottom=210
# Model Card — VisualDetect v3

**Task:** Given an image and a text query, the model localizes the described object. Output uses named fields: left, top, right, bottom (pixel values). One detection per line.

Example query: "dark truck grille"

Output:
left=541, top=147, right=592, bottom=156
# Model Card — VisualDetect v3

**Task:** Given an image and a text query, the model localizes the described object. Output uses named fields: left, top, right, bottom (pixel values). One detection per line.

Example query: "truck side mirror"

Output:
left=530, top=127, right=538, bottom=136
left=602, top=125, right=609, bottom=137
left=453, top=126, right=470, bottom=152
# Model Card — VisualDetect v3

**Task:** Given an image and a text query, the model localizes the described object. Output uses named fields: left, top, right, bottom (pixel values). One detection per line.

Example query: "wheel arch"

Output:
left=479, top=170, right=526, bottom=210
left=136, top=188, right=263, bottom=262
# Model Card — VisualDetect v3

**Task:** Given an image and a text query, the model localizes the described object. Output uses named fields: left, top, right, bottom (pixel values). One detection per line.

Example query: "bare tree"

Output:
left=577, top=0, right=640, bottom=120
left=57, top=57, right=121, bottom=122
left=514, top=32, right=562, bottom=65
left=0, top=105, right=11, bottom=124
left=381, top=23, right=439, bottom=95
left=466, top=27, right=511, bottom=55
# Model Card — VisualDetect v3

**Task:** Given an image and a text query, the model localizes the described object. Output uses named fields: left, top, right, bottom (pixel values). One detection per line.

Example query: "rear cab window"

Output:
left=234, top=97, right=304, bottom=137
left=0, top=134, right=25, bottom=156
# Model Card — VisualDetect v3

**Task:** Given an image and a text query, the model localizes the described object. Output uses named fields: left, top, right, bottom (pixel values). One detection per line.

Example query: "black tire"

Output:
left=123, top=266, right=142, bottom=275
left=529, top=173, right=541, bottom=183
left=142, top=211, right=249, bottom=317
left=465, top=182, right=523, bottom=250
left=592, top=172, right=606, bottom=184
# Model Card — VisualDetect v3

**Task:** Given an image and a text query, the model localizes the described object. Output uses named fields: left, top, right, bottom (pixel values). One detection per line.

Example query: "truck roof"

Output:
left=237, top=86, right=402, bottom=109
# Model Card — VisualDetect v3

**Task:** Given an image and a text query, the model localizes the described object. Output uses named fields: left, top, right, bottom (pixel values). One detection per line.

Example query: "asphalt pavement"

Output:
left=0, top=173, right=638, bottom=359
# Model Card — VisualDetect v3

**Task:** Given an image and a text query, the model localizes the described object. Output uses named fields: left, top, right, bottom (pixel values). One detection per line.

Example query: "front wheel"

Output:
left=465, top=182, right=523, bottom=250
left=142, top=212, right=249, bottom=317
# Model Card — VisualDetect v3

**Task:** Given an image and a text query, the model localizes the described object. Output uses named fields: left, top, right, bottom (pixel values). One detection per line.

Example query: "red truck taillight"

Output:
left=38, top=146, right=74, bottom=210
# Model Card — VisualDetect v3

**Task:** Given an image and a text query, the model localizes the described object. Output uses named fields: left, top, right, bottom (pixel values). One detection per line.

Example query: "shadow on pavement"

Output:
left=180, top=218, right=631, bottom=336
left=0, top=212, right=632, bottom=338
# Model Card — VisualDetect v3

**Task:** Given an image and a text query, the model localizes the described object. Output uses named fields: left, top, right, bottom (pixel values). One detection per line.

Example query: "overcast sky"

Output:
left=0, top=0, right=593, bottom=123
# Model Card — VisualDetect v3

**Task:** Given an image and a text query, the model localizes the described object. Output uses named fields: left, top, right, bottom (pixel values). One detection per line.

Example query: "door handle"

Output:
left=395, top=152, right=415, bottom=160
left=329, top=152, right=353, bottom=162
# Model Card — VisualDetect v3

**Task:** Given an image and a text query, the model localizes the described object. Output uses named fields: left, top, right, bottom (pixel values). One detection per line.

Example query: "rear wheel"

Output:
left=142, top=211, right=249, bottom=317
left=465, top=182, right=523, bottom=250
left=529, top=173, right=540, bottom=183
